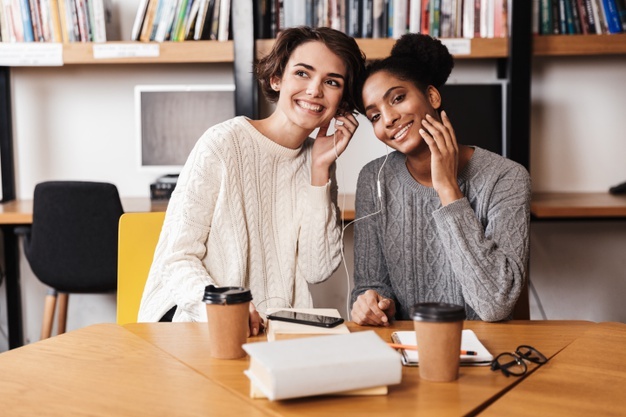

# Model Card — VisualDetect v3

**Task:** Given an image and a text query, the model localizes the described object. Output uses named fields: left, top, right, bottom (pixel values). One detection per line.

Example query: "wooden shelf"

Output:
left=9, top=34, right=626, bottom=66
left=531, top=192, right=626, bottom=219
left=256, top=37, right=508, bottom=60
left=533, top=34, right=626, bottom=56
left=62, top=40, right=234, bottom=64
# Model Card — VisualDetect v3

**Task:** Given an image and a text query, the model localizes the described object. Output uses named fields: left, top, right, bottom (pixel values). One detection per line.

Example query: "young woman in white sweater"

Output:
left=138, top=27, right=366, bottom=335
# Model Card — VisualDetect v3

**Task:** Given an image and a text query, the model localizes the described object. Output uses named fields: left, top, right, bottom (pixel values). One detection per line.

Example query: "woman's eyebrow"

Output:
left=293, top=63, right=345, bottom=80
left=365, top=86, right=401, bottom=112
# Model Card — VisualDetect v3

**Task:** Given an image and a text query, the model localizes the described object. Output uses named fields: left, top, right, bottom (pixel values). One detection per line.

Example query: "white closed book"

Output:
left=243, top=331, right=402, bottom=401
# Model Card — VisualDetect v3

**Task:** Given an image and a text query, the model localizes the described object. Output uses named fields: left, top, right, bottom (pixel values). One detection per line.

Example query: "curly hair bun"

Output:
left=390, top=33, right=454, bottom=88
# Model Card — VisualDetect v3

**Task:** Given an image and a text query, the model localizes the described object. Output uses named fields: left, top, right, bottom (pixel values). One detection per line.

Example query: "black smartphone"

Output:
left=266, top=310, right=345, bottom=328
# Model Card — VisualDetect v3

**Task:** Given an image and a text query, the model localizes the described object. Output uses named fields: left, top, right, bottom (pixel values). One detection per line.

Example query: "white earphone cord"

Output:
left=334, top=134, right=389, bottom=320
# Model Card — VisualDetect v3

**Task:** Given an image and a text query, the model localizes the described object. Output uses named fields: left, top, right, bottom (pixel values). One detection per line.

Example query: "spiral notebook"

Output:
left=390, top=329, right=493, bottom=367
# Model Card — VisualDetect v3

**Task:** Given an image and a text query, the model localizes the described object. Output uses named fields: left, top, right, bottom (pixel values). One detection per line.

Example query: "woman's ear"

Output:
left=270, top=76, right=281, bottom=91
left=426, top=85, right=442, bottom=110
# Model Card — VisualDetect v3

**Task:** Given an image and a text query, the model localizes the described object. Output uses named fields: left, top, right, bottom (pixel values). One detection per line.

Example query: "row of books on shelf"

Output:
left=0, top=0, right=116, bottom=43
left=131, top=0, right=232, bottom=42
left=3, top=0, right=624, bottom=45
left=257, top=0, right=510, bottom=40
left=534, top=0, right=626, bottom=35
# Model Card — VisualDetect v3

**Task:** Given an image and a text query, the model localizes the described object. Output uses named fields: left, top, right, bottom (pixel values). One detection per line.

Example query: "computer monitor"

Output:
left=135, top=84, right=236, bottom=172
left=438, top=82, right=507, bottom=157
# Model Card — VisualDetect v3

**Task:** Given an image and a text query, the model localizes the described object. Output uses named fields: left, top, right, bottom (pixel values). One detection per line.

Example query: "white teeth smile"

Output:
left=393, top=123, right=413, bottom=140
left=298, top=101, right=323, bottom=112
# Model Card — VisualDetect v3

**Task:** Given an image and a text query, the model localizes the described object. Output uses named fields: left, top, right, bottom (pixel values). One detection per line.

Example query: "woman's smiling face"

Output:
left=362, top=70, right=441, bottom=155
left=271, top=41, right=347, bottom=132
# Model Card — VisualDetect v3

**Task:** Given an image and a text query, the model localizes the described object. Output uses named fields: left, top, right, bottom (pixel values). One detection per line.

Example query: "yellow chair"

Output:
left=117, top=211, right=165, bottom=325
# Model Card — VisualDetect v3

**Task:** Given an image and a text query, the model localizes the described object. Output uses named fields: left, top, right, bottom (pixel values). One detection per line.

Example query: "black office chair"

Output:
left=20, top=181, right=124, bottom=340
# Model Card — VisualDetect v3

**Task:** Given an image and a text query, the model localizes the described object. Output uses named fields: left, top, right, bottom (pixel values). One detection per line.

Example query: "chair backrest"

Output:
left=24, top=181, right=124, bottom=293
left=117, top=211, right=166, bottom=325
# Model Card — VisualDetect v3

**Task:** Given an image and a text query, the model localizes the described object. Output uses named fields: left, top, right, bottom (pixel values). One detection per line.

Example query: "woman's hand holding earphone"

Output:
left=419, top=111, right=463, bottom=206
left=310, top=112, right=359, bottom=186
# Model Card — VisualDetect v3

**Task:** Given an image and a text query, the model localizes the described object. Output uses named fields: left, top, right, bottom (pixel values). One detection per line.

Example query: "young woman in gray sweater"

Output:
left=351, top=34, right=531, bottom=325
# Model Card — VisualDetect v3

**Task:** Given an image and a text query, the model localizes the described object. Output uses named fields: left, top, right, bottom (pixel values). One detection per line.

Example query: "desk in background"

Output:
left=0, top=196, right=355, bottom=349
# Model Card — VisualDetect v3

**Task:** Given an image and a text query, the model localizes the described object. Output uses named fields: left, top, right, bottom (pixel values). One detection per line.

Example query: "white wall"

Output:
left=1, top=0, right=625, bottom=350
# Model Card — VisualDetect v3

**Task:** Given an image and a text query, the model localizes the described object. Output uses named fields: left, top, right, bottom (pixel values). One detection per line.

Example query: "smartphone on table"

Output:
left=266, top=310, right=345, bottom=328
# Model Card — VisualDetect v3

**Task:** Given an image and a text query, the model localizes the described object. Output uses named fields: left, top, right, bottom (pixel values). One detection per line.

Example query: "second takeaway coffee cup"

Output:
left=411, top=302, right=466, bottom=382
left=203, top=285, right=252, bottom=359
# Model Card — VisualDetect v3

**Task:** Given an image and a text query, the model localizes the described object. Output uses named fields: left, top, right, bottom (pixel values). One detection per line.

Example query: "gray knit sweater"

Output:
left=351, top=147, right=531, bottom=322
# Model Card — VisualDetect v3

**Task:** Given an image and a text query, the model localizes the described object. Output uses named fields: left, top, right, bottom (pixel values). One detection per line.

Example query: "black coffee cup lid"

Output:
left=203, top=285, right=252, bottom=305
left=411, top=302, right=466, bottom=322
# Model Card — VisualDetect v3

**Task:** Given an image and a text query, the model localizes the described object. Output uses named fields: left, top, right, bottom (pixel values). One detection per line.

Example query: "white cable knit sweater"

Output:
left=138, top=117, right=343, bottom=322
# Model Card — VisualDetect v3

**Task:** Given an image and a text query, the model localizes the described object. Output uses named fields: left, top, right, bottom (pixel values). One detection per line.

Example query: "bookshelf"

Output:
left=257, top=37, right=510, bottom=60
left=533, top=33, right=626, bottom=56
left=2, top=5, right=625, bottom=207
left=531, top=192, right=626, bottom=219
left=62, top=40, right=234, bottom=64
left=529, top=32, right=626, bottom=219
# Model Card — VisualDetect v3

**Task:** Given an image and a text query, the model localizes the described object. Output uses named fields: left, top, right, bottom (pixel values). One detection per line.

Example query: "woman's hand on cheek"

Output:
left=310, top=112, right=359, bottom=185
left=419, top=111, right=463, bottom=205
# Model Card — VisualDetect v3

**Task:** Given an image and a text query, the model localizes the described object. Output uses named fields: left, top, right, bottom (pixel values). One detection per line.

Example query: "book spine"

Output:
left=539, top=0, right=552, bottom=35
left=372, top=0, right=385, bottom=37
left=48, top=0, right=63, bottom=41
left=461, top=0, right=472, bottom=38
left=139, top=0, right=158, bottom=42
left=0, top=2, right=11, bottom=41
left=130, top=0, right=149, bottom=40
left=439, top=0, right=451, bottom=38
left=170, top=0, right=187, bottom=41
left=429, top=0, right=439, bottom=38
left=494, top=0, right=504, bottom=37
left=183, top=0, right=200, bottom=40
left=193, top=0, right=209, bottom=40
left=74, top=0, right=89, bottom=41
left=19, top=0, right=35, bottom=41
left=569, top=0, right=583, bottom=33
left=28, top=0, right=44, bottom=41
left=593, top=0, right=610, bottom=33
left=148, top=0, right=162, bottom=39
left=361, top=0, right=373, bottom=37
left=563, top=0, right=576, bottom=33
left=153, top=0, right=174, bottom=41
left=615, top=0, right=626, bottom=30
left=602, top=0, right=624, bottom=32
left=40, top=0, right=54, bottom=41
left=90, top=0, right=106, bottom=41
left=216, top=0, right=229, bottom=41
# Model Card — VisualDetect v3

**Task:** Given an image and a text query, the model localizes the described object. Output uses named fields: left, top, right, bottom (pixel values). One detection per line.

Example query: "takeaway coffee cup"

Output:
left=411, top=302, right=466, bottom=382
left=203, top=285, right=252, bottom=359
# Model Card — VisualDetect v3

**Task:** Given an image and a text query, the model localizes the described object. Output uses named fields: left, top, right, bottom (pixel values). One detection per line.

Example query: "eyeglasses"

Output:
left=490, top=345, right=548, bottom=377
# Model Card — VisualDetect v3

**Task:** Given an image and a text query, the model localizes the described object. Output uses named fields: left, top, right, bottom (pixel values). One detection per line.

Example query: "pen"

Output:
left=387, top=343, right=478, bottom=356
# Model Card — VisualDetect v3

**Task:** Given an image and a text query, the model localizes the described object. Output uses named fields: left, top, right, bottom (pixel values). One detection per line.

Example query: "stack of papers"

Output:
left=391, top=329, right=493, bottom=366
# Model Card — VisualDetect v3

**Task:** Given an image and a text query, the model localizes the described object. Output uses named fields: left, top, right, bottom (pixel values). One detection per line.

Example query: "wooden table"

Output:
left=0, top=323, right=266, bottom=417
left=125, top=320, right=593, bottom=417
left=0, top=195, right=354, bottom=349
left=4, top=320, right=623, bottom=416
left=482, top=321, right=626, bottom=416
